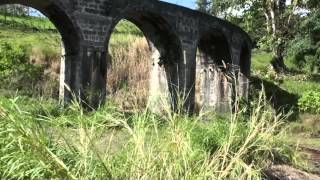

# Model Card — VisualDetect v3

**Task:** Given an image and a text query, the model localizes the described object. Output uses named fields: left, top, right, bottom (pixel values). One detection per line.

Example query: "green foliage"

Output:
left=286, top=9, right=320, bottom=73
left=251, top=50, right=272, bottom=73
left=0, top=13, right=56, bottom=30
left=287, top=40, right=320, bottom=73
left=0, top=42, right=43, bottom=89
left=209, top=0, right=239, bottom=18
left=257, top=36, right=275, bottom=52
left=196, top=0, right=211, bottom=14
left=298, top=91, right=320, bottom=113
left=306, top=0, right=320, bottom=9
left=113, top=20, right=142, bottom=36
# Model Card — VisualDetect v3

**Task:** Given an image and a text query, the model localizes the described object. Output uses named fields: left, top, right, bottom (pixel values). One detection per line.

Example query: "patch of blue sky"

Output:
left=160, top=0, right=195, bottom=9
left=29, top=1, right=196, bottom=17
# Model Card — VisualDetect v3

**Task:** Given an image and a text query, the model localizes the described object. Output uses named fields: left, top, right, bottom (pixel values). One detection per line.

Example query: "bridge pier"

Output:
left=59, top=45, right=83, bottom=107
left=80, top=46, right=107, bottom=109
left=148, top=45, right=174, bottom=113
left=60, top=44, right=108, bottom=109
left=195, top=30, right=235, bottom=113
left=166, top=46, right=197, bottom=113
left=196, top=53, right=233, bottom=113
left=147, top=43, right=197, bottom=113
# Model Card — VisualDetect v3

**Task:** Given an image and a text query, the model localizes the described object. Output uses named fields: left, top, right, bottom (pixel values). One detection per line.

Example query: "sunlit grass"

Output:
left=251, top=50, right=272, bottom=73
left=0, top=91, right=300, bottom=179
left=0, top=13, right=56, bottom=29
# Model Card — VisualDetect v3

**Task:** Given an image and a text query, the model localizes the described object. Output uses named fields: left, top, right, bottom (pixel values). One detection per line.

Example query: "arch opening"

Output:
left=0, top=3, right=79, bottom=102
left=106, top=12, right=182, bottom=112
left=195, top=30, right=233, bottom=113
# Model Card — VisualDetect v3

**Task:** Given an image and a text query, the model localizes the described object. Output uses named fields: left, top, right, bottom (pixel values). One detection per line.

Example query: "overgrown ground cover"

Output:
left=251, top=50, right=320, bottom=149
left=0, top=13, right=56, bottom=30
left=0, top=14, right=319, bottom=179
left=0, top=92, right=301, bottom=179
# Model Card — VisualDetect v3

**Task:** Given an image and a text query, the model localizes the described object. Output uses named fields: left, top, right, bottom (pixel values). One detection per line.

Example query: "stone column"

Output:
left=81, top=46, right=107, bottom=109
left=238, top=48, right=251, bottom=100
left=231, top=44, right=251, bottom=101
left=230, top=46, right=241, bottom=110
left=148, top=47, right=171, bottom=113
left=60, top=44, right=107, bottom=109
left=197, top=53, right=233, bottom=113
left=167, top=45, right=197, bottom=113
left=59, top=42, right=66, bottom=104
left=59, top=43, right=82, bottom=106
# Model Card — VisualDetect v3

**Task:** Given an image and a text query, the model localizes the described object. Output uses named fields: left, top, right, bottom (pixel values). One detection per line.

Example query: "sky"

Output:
left=161, top=0, right=195, bottom=9
left=29, top=1, right=196, bottom=17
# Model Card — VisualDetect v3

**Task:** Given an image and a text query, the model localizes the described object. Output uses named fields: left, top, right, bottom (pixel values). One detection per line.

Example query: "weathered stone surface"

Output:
left=0, top=0, right=252, bottom=113
left=265, top=165, right=320, bottom=180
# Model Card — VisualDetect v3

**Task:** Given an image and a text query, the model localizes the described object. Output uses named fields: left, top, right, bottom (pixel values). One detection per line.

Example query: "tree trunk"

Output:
left=269, top=2, right=277, bottom=37
left=266, top=0, right=288, bottom=73
left=264, top=11, right=271, bottom=34
left=271, top=39, right=287, bottom=72
left=4, top=5, right=7, bottom=22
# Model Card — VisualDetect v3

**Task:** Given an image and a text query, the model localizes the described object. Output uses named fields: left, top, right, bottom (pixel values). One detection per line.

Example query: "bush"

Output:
left=257, top=35, right=274, bottom=52
left=286, top=36, right=320, bottom=72
left=0, top=42, right=43, bottom=91
left=298, top=91, right=320, bottom=113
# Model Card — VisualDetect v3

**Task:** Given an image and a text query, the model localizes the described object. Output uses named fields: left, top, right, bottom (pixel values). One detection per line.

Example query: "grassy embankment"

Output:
left=0, top=13, right=59, bottom=57
left=0, top=14, right=319, bottom=179
left=251, top=51, right=320, bottom=148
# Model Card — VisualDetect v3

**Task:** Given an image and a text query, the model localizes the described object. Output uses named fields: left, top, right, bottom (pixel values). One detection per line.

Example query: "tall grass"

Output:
left=107, top=33, right=151, bottom=109
left=0, top=17, right=305, bottom=179
left=0, top=91, right=299, bottom=179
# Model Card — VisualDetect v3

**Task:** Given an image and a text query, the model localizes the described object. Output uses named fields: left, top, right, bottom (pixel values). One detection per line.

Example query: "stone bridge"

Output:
left=0, top=0, right=252, bottom=113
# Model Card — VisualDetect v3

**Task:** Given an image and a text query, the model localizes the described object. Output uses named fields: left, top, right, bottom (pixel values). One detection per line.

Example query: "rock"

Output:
left=265, top=165, right=320, bottom=180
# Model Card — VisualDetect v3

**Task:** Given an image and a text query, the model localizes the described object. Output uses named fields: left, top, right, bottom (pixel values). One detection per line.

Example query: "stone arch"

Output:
left=0, top=0, right=80, bottom=56
left=0, top=0, right=81, bottom=102
left=196, top=29, right=233, bottom=112
left=197, top=30, right=232, bottom=66
left=107, top=11, right=182, bottom=64
left=106, top=11, right=183, bottom=112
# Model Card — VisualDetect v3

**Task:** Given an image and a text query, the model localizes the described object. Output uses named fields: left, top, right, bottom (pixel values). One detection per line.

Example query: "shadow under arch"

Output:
left=106, top=11, right=183, bottom=112
left=239, top=42, right=251, bottom=77
left=237, top=42, right=251, bottom=99
left=196, top=29, right=233, bottom=112
left=0, top=0, right=81, bottom=102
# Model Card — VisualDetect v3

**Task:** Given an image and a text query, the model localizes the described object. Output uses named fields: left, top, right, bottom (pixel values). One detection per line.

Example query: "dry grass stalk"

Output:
left=107, top=37, right=152, bottom=109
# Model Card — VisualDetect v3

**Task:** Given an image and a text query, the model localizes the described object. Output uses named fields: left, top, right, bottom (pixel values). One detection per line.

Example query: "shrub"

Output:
left=286, top=36, right=320, bottom=72
left=298, top=91, right=320, bottom=113
left=0, top=42, right=43, bottom=91
left=0, top=42, right=61, bottom=97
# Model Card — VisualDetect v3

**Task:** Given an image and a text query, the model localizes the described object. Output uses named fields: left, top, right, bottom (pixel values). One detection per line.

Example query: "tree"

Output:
left=0, top=4, right=30, bottom=16
left=209, top=0, right=238, bottom=18
left=196, top=0, right=211, bottom=14
left=286, top=0, right=320, bottom=73
left=209, top=0, right=308, bottom=72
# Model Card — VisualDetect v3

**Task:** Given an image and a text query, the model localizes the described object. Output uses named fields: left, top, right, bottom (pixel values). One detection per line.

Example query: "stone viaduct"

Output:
left=0, top=0, right=252, bottom=113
